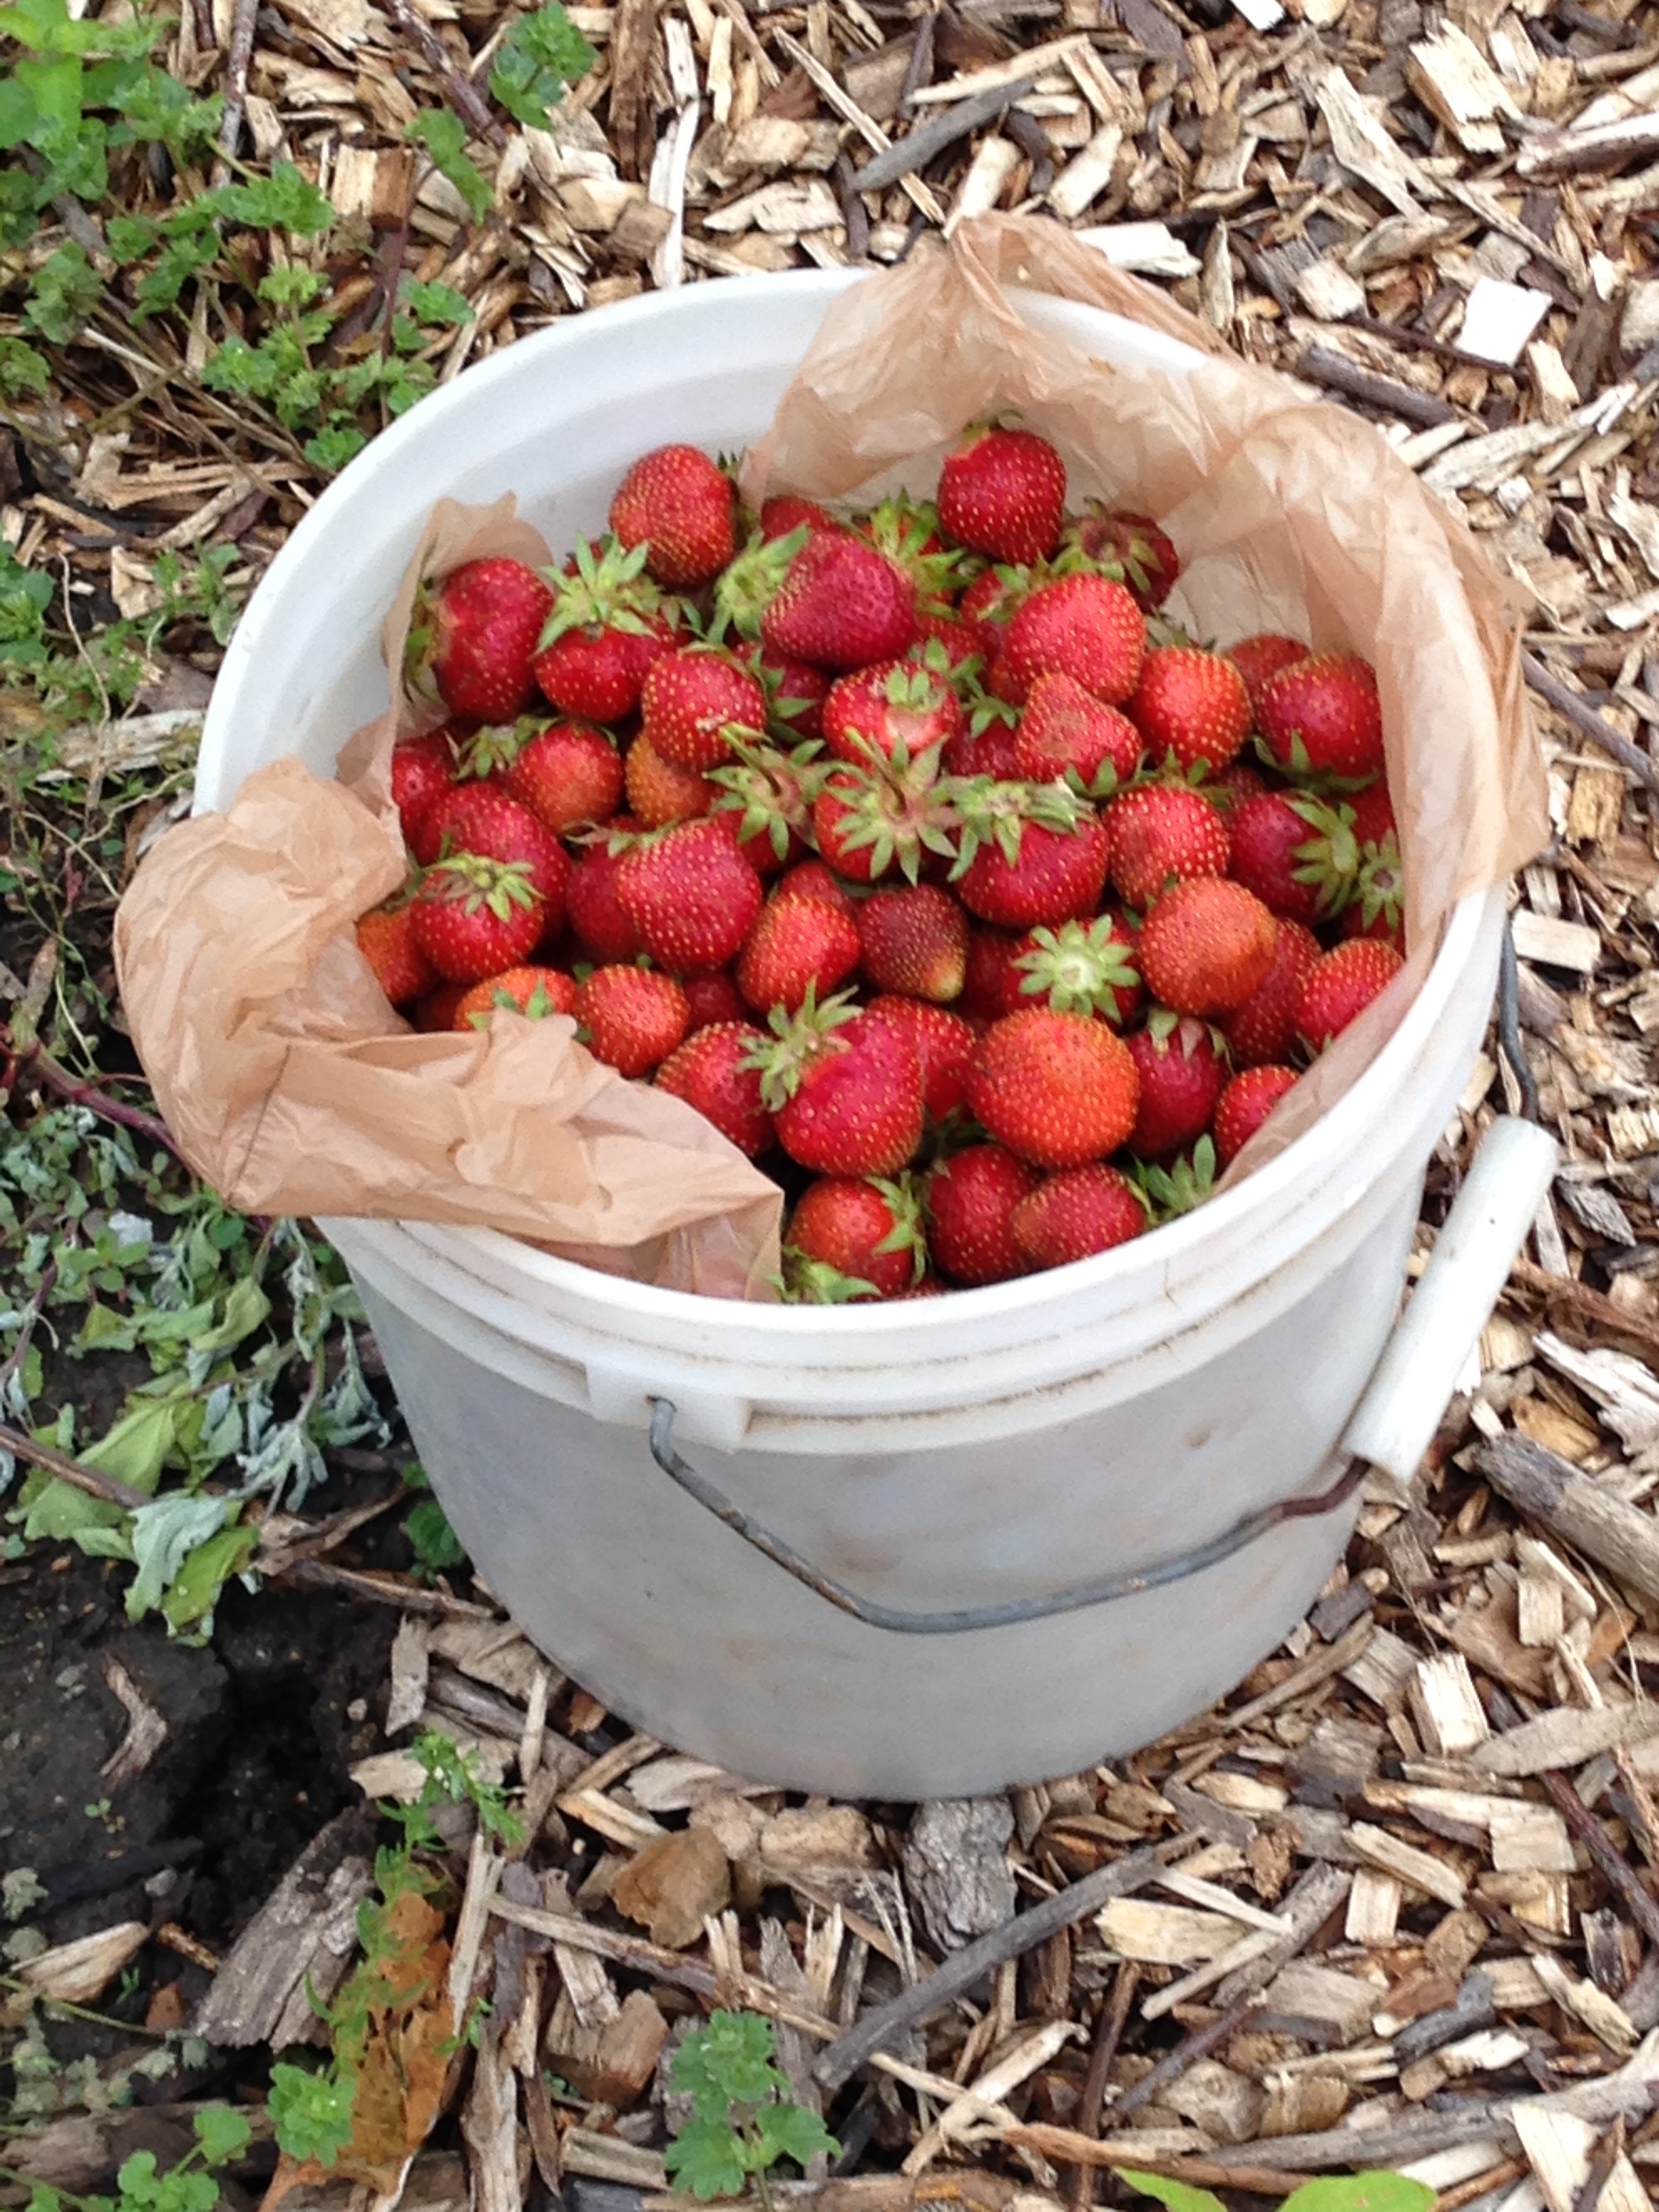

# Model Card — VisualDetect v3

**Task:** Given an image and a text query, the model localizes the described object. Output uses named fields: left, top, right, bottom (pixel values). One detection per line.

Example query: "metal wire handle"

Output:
left=647, top=1397, right=1366, bottom=1636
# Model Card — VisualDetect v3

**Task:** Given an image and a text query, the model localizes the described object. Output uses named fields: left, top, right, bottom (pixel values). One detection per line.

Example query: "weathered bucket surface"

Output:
left=198, top=270, right=1511, bottom=1797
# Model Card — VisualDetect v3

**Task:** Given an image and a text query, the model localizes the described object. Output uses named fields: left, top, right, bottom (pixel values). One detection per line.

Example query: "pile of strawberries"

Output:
left=358, top=426, right=1407, bottom=1301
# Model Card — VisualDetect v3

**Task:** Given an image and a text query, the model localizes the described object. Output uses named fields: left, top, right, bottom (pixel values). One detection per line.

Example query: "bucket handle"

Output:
left=647, top=1114, right=1558, bottom=1637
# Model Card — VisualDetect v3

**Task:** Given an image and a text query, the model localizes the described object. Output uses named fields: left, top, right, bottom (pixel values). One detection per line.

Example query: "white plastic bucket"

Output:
left=199, top=271, right=1513, bottom=1799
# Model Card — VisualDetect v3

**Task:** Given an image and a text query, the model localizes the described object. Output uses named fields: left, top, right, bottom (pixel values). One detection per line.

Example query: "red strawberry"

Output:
left=1010, top=1166, right=1147, bottom=1268
left=1002, top=575, right=1145, bottom=706
left=926, top=1145, right=1040, bottom=1285
left=760, top=494, right=837, bottom=542
left=1258, top=653, right=1385, bottom=781
left=943, top=715, right=1021, bottom=781
left=1140, top=878, right=1277, bottom=1018
left=626, top=731, right=714, bottom=827
left=1348, top=781, right=1395, bottom=846
left=749, top=998, right=925, bottom=1176
left=937, top=425, right=1067, bottom=567
left=1218, top=916, right=1319, bottom=1067
left=823, top=658, right=961, bottom=768
left=1298, top=939, right=1404, bottom=1048
left=1126, top=1014, right=1227, bottom=1160
left=432, top=783, right=569, bottom=921
left=1014, top=672, right=1143, bottom=791
left=1103, top=783, right=1229, bottom=909
left=1225, top=632, right=1309, bottom=718
left=856, top=884, right=966, bottom=1002
left=958, top=565, right=1032, bottom=659
left=912, top=609, right=986, bottom=678
left=1214, top=1064, right=1298, bottom=1166
left=737, top=895, right=861, bottom=1015
left=1228, top=790, right=1359, bottom=925
left=959, top=926, right=1025, bottom=1025
left=413, top=857, right=546, bottom=983
left=786, top=1174, right=927, bottom=1301
left=617, top=819, right=763, bottom=971
left=1128, top=647, right=1252, bottom=777
left=682, top=968, right=747, bottom=1033
left=1010, top=914, right=1140, bottom=1025
left=762, top=531, right=917, bottom=670
left=453, top=964, right=578, bottom=1029
left=642, top=647, right=768, bottom=773
left=954, top=792, right=1109, bottom=931
left=609, top=444, right=735, bottom=588
left=568, top=827, right=644, bottom=963
left=467, top=719, right=623, bottom=839
left=408, top=557, right=553, bottom=724
left=968, top=1008, right=1139, bottom=1168
left=1207, top=760, right=1270, bottom=815
left=775, top=857, right=857, bottom=917
left=533, top=538, right=676, bottom=722
left=1339, top=781, right=1404, bottom=946
left=855, top=493, right=971, bottom=604
left=414, top=981, right=468, bottom=1032
left=1058, top=507, right=1179, bottom=611
left=733, top=636, right=832, bottom=742
left=812, top=750, right=959, bottom=887
left=657, top=1020, right=775, bottom=1156
left=392, top=726, right=464, bottom=855
left=576, top=966, right=689, bottom=1077
left=357, top=897, right=436, bottom=1005
left=864, top=996, right=976, bottom=1120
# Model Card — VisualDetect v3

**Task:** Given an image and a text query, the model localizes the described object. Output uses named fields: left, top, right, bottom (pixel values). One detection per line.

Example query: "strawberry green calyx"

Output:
left=1015, top=918, right=1139, bottom=1019
left=741, top=984, right=859, bottom=1113
left=949, top=775, right=1086, bottom=876
left=708, top=735, right=827, bottom=860
left=539, top=535, right=665, bottom=649
left=457, top=716, right=548, bottom=780
left=1345, top=834, right=1404, bottom=935
left=1288, top=794, right=1362, bottom=912
left=1131, top=1134, right=1216, bottom=1221
left=773, top=1250, right=880, bottom=1304
left=1252, top=724, right=1376, bottom=792
left=872, top=1171, right=930, bottom=1286
left=424, top=853, right=539, bottom=922
left=466, top=977, right=565, bottom=1027
left=712, top=524, right=811, bottom=641
left=403, top=589, right=440, bottom=703
left=858, top=494, right=970, bottom=602
left=819, top=743, right=962, bottom=885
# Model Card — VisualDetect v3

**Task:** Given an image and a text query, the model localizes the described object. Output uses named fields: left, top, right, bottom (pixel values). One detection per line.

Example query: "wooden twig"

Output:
left=0, top=1420, right=152, bottom=1513
left=1065, top=1963, right=1139, bottom=2211
left=1436, top=2162, right=1530, bottom=2211
left=1296, top=347, right=1460, bottom=430
left=609, top=0, right=661, bottom=181
left=896, top=10, right=936, bottom=113
left=218, top=0, right=259, bottom=162
left=1474, top=1431, right=1659, bottom=1604
left=5, top=1029, right=183, bottom=1162
left=851, top=78, right=1037, bottom=194
left=385, top=0, right=503, bottom=148
left=1570, top=2116, right=1625, bottom=2212
left=994, top=2131, right=1322, bottom=2194
left=1106, top=1991, right=1264, bottom=2124
left=277, top=1557, right=498, bottom=1619
left=814, top=1843, right=1174, bottom=2093
left=1523, top=655, right=1659, bottom=799
left=1531, top=1760, right=1659, bottom=1950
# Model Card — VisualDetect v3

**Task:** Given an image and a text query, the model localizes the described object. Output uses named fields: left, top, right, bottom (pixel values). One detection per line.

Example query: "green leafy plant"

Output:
left=268, top=2062, right=356, bottom=2167
left=1120, top=2172, right=1435, bottom=2212
left=489, top=2, right=596, bottom=126
left=5, top=2103, right=251, bottom=2212
left=404, top=1728, right=525, bottom=1847
left=406, top=109, right=491, bottom=222
left=402, top=1464, right=467, bottom=1579
left=665, top=2011, right=837, bottom=2205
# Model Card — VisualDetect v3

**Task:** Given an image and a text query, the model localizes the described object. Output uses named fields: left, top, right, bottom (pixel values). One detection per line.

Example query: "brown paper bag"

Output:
left=115, top=218, right=1547, bottom=1292
left=740, top=217, right=1549, bottom=1174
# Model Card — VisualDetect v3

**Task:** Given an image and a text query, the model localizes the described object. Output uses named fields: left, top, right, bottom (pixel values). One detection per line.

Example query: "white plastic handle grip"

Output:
left=1340, top=1115, right=1559, bottom=1488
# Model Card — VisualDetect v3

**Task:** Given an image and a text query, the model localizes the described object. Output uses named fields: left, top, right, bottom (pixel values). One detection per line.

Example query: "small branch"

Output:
left=992, top=2133, right=1322, bottom=2195
left=1107, top=1991, right=1264, bottom=2124
left=1475, top=1429, right=1659, bottom=1604
left=0, top=1420, right=152, bottom=1513
left=1065, top=1961, right=1139, bottom=2212
left=1570, top=2116, right=1625, bottom=2212
left=1509, top=1255, right=1659, bottom=1366
left=0, top=1260, right=57, bottom=1397
left=5, top=1027, right=183, bottom=1162
left=218, top=0, right=259, bottom=163
left=1523, top=654, right=1659, bottom=799
left=385, top=0, right=504, bottom=147
left=1538, top=1767, right=1659, bottom=1950
left=1296, top=346, right=1459, bottom=430
left=851, top=76, right=1037, bottom=195
left=814, top=1843, right=1176, bottom=2093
